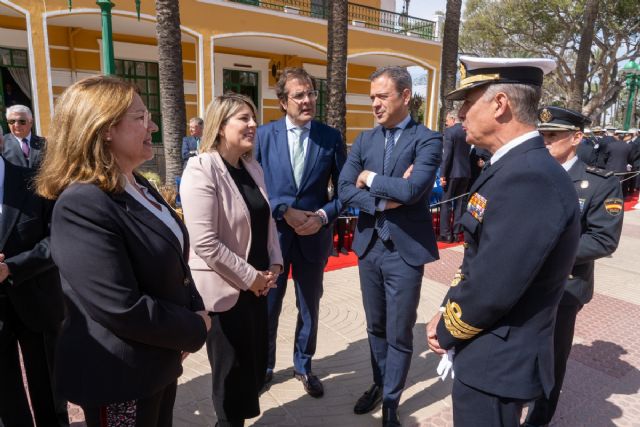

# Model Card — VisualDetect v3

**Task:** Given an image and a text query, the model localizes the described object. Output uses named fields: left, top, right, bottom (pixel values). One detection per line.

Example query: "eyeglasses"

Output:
left=288, top=90, right=319, bottom=102
left=125, top=109, right=150, bottom=129
left=8, top=119, right=28, bottom=125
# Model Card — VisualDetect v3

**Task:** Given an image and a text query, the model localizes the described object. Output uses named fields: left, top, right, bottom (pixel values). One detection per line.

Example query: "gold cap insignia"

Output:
left=459, top=62, right=467, bottom=81
left=539, top=108, right=553, bottom=123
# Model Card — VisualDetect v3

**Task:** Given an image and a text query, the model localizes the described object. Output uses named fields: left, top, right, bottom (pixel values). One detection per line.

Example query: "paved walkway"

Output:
left=69, top=209, right=640, bottom=426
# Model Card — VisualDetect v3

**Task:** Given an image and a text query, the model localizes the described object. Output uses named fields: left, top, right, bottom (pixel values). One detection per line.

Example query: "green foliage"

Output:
left=410, top=93, right=424, bottom=123
left=138, top=170, right=162, bottom=189
left=460, top=0, right=640, bottom=116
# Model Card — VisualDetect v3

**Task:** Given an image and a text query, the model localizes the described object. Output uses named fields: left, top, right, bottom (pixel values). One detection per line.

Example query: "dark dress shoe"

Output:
left=437, top=235, right=454, bottom=243
left=264, top=370, right=273, bottom=385
left=293, top=371, right=324, bottom=398
left=354, top=384, right=382, bottom=414
left=382, top=407, right=401, bottom=426
left=340, top=247, right=349, bottom=255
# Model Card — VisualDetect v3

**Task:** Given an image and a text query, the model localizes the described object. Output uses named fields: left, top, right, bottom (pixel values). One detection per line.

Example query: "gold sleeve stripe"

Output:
left=446, top=304, right=481, bottom=335
left=443, top=300, right=483, bottom=340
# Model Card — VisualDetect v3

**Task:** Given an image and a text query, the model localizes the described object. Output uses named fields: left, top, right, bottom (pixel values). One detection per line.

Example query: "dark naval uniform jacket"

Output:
left=564, top=161, right=623, bottom=306
left=436, top=135, right=581, bottom=401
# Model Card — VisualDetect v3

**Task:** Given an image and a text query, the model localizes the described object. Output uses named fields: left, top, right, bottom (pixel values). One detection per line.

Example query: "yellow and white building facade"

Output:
left=0, top=0, right=442, bottom=153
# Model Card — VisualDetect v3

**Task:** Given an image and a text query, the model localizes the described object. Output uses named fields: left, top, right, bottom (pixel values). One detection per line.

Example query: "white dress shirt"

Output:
left=490, top=130, right=540, bottom=165
left=124, top=179, right=184, bottom=250
left=561, top=155, right=579, bottom=172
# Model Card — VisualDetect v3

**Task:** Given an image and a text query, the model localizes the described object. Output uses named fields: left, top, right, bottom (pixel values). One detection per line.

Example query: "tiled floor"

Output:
left=63, top=209, right=640, bottom=426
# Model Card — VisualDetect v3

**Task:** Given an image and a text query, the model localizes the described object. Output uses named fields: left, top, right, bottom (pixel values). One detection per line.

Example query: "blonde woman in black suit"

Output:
left=36, top=75, right=211, bottom=427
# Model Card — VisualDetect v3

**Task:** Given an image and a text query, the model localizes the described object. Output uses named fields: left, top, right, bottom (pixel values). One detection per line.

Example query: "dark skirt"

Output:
left=207, top=290, right=268, bottom=423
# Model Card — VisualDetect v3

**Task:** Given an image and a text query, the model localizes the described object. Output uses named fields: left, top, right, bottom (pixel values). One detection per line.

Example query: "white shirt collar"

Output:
left=561, top=155, right=579, bottom=172
left=490, top=130, right=540, bottom=164
left=16, top=133, right=32, bottom=144
left=285, top=115, right=312, bottom=132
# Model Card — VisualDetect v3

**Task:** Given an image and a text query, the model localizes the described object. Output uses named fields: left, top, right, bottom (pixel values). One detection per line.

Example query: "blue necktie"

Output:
left=375, top=128, right=397, bottom=241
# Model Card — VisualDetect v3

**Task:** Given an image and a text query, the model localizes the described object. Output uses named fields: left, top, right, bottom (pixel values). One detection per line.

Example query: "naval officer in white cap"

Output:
left=426, top=56, right=581, bottom=427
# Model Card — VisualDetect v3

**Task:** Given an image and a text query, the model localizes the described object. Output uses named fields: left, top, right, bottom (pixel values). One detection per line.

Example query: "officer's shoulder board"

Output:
left=585, top=165, right=614, bottom=178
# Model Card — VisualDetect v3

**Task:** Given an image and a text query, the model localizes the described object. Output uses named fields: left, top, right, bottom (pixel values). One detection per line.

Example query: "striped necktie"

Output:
left=375, top=128, right=398, bottom=241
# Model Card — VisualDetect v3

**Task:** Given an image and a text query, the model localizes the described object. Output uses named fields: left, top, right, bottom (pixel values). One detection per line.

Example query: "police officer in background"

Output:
left=524, top=106, right=624, bottom=427
left=426, top=57, right=580, bottom=427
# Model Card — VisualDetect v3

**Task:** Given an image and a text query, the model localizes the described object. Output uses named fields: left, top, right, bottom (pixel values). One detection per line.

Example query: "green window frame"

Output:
left=115, top=59, right=162, bottom=143
left=223, top=69, right=260, bottom=112
left=315, top=78, right=327, bottom=123
left=0, top=47, right=31, bottom=135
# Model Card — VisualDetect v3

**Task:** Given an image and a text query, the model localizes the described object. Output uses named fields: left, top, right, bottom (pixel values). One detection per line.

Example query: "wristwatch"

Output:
left=275, top=203, right=289, bottom=220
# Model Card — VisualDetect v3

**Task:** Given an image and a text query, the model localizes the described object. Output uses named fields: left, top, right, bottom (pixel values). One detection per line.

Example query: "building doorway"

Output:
left=0, top=47, right=32, bottom=135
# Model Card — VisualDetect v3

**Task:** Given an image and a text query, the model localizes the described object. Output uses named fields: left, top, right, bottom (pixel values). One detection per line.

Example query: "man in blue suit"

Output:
left=438, top=111, right=471, bottom=243
left=338, top=66, right=442, bottom=426
left=180, top=117, right=203, bottom=169
left=255, top=68, right=346, bottom=398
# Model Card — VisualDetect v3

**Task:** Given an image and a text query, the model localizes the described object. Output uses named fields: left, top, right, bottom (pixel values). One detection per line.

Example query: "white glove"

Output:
left=436, top=348, right=456, bottom=381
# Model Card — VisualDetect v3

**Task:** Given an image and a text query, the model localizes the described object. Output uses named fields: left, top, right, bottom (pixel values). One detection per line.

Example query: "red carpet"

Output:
left=322, top=191, right=640, bottom=273
left=323, top=240, right=463, bottom=272
left=625, top=192, right=638, bottom=211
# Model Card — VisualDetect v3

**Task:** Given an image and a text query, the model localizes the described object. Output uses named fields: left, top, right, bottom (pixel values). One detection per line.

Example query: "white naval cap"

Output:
left=446, top=56, right=557, bottom=100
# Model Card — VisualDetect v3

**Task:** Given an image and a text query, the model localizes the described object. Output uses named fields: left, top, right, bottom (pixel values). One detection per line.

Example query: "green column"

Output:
left=97, top=0, right=116, bottom=75
left=622, top=60, right=639, bottom=131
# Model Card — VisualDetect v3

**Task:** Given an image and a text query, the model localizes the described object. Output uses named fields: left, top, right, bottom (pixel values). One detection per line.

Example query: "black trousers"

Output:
left=207, top=291, right=268, bottom=425
left=82, top=381, right=177, bottom=427
left=525, top=303, right=581, bottom=426
left=439, top=177, right=470, bottom=238
left=0, top=294, right=68, bottom=427
left=452, top=378, right=528, bottom=427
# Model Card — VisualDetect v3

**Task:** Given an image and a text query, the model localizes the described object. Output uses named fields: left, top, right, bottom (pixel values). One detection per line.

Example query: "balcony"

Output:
left=229, top=0, right=438, bottom=41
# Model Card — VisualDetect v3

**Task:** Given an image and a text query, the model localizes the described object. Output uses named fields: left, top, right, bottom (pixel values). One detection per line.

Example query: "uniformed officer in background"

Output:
left=426, top=56, right=581, bottom=427
left=523, top=106, right=624, bottom=427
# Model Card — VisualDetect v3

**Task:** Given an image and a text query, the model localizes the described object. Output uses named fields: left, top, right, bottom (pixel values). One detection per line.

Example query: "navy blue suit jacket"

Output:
left=255, top=118, right=346, bottom=261
left=436, top=136, right=580, bottom=400
left=441, top=123, right=471, bottom=179
left=338, top=119, right=442, bottom=267
left=0, top=159, right=64, bottom=333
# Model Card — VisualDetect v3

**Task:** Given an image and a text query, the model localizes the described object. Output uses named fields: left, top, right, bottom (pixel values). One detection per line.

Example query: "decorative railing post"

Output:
left=96, top=0, right=116, bottom=75
left=622, top=60, right=639, bottom=131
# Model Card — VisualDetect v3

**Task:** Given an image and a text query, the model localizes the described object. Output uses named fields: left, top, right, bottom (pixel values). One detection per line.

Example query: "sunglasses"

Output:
left=8, top=119, right=28, bottom=125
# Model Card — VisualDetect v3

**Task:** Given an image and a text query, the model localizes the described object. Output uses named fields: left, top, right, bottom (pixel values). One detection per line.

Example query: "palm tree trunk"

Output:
left=438, top=0, right=462, bottom=132
left=326, top=0, right=348, bottom=142
left=155, top=0, right=186, bottom=185
left=568, top=0, right=599, bottom=112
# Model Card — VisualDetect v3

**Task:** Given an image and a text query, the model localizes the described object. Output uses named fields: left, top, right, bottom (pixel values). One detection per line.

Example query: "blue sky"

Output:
left=395, top=1, right=452, bottom=20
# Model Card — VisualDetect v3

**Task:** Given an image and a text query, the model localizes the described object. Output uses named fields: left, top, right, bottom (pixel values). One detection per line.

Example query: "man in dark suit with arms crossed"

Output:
left=426, top=57, right=581, bottom=427
left=338, top=66, right=442, bottom=426
left=0, top=155, right=68, bottom=426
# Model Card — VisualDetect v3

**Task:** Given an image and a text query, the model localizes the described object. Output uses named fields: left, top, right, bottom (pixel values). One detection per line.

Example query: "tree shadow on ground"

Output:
left=548, top=340, right=640, bottom=426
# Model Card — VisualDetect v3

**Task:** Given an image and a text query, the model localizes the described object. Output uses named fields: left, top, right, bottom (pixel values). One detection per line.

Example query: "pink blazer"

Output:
left=180, top=151, right=283, bottom=312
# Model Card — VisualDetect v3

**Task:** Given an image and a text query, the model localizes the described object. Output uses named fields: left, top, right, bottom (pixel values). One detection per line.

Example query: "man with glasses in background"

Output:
left=3, top=105, right=45, bottom=169
left=255, top=67, right=346, bottom=397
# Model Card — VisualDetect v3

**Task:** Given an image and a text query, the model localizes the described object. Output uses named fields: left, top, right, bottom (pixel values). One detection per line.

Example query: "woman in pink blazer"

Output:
left=180, top=93, right=283, bottom=427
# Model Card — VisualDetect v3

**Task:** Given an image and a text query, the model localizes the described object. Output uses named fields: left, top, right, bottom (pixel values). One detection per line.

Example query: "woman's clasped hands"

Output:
left=249, top=264, right=281, bottom=297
